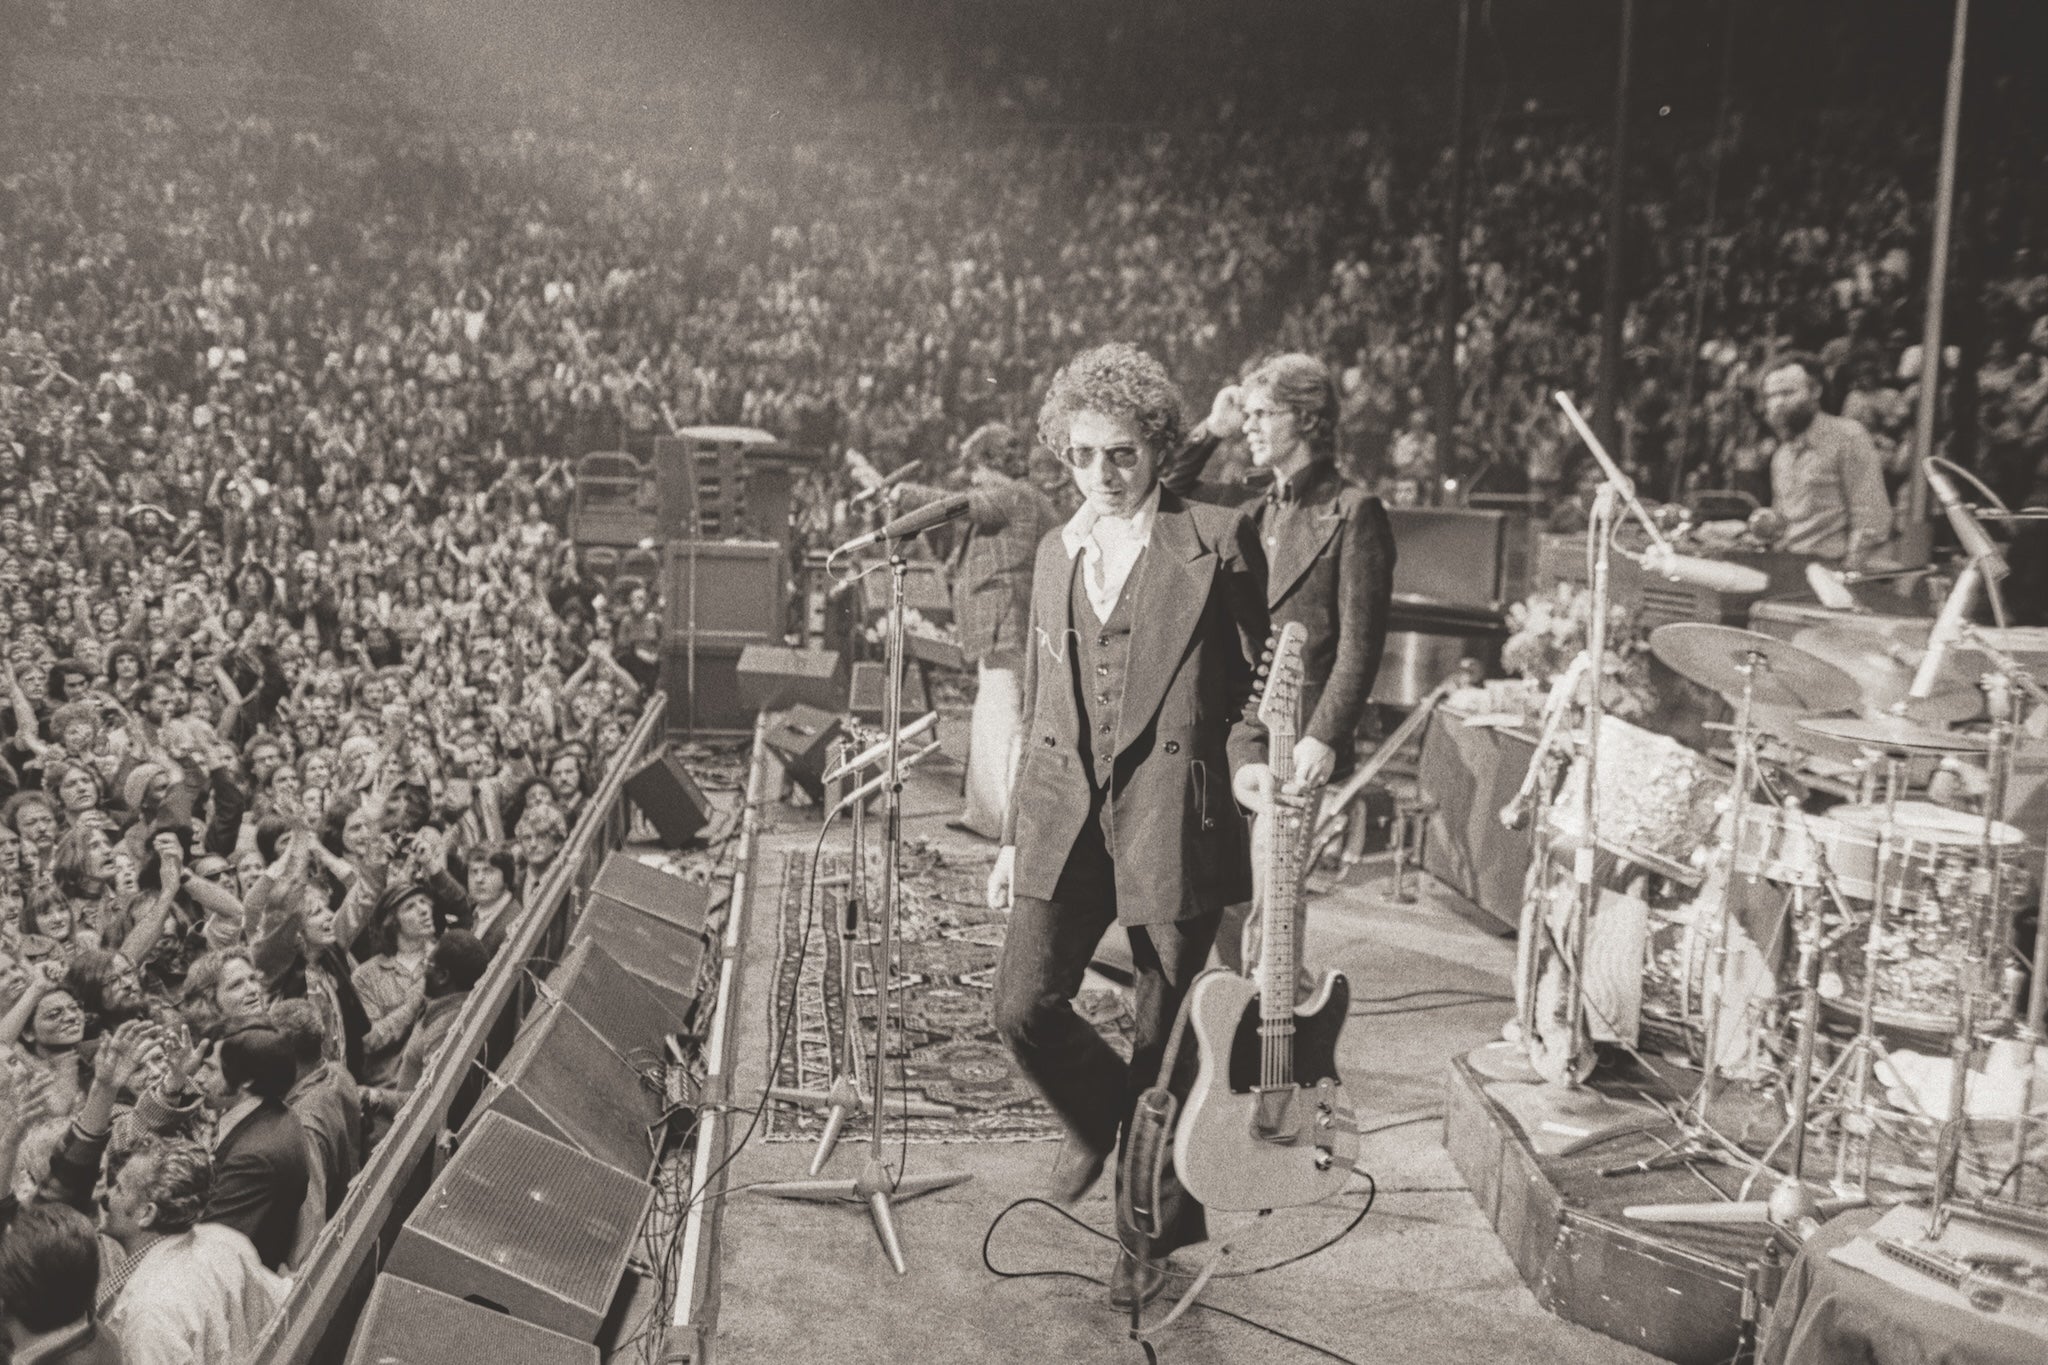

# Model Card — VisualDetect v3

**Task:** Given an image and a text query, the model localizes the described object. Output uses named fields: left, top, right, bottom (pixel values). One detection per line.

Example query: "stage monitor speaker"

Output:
left=345, top=1274, right=598, bottom=1365
left=906, top=632, right=967, bottom=672
left=551, top=936, right=697, bottom=1045
left=763, top=703, right=844, bottom=802
left=623, top=749, right=713, bottom=848
left=386, top=1112, right=653, bottom=1344
left=459, top=994, right=662, bottom=1180
left=576, top=856, right=709, bottom=1003
left=737, top=645, right=844, bottom=713
left=848, top=660, right=928, bottom=721
left=589, top=851, right=710, bottom=937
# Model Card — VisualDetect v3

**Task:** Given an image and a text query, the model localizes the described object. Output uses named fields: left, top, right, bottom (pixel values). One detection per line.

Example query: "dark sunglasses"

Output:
left=1059, top=443, right=1144, bottom=471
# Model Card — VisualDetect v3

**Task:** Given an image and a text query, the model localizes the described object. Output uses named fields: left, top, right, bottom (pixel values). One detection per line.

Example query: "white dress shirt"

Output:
left=1060, top=483, right=1160, bottom=621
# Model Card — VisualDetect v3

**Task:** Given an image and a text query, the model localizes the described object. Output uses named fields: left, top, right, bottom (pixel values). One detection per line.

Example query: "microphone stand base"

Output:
left=751, top=1161, right=973, bottom=1276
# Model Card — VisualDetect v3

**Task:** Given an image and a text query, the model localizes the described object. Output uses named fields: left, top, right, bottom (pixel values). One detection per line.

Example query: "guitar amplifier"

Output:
left=386, top=1112, right=653, bottom=1343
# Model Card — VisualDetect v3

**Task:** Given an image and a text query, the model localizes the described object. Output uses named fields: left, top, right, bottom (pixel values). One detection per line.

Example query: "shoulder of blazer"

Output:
left=1167, top=489, right=1251, bottom=553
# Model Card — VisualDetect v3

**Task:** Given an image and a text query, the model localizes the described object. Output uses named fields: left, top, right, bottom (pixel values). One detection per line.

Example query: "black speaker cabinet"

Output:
left=661, top=637, right=771, bottom=733
left=387, top=1112, right=653, bottom=1343
left=1385, top=507, right=1512, bottom=611
left=847, top=659, right=928, bottom=720
left=736, top=644, right=844, bottom=713
left=662, top=539, right=784, bottom=638
left=551, top=936, right=697, bottom=1045
left=459, top=995, right=662, bottom=1181
left=623, top=749, right=713, bottom=848
left=576, top=855, right=710, bottom=1003
left=346, top=1273, right=599, bottom=1365
left=906, top=632, right=967, bottom=672
left=763, top=703, right=844, bottom=802
left=651, top=436, right=699, bottom=539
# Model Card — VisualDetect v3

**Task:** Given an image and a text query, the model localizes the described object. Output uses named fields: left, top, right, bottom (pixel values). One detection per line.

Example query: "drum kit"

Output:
left=1620, top=618, right=2044, bottom=1230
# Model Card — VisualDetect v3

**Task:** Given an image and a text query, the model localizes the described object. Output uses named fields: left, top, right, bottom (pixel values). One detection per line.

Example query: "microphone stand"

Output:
left=1479, top=466, right=1659, bottom=1155
left=755, top=545, right=970, bottom=1273
left=766, top=732, right=958, bottom=1178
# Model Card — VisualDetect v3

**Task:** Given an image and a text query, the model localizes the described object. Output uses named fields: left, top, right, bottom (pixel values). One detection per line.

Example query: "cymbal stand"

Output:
left=1930, top=669, right=2020, bottom=1233
left=756, top=549, right=970, bottom=1273
left=1693, top=643, right=1769, bottom=1110
left=767, top=733, right=958, bottom=1177
left=1833, top=746, right=1914, bottom=1197
left=1623, top=774, right=1870, bottom=1235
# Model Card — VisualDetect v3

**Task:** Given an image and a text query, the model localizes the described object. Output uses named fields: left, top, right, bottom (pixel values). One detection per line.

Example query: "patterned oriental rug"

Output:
left=764, top=837, right=1135, bottom=1143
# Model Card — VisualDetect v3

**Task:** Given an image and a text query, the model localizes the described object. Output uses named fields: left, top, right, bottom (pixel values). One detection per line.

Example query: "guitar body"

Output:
left=1174, top=966, right=1358, bottom=1211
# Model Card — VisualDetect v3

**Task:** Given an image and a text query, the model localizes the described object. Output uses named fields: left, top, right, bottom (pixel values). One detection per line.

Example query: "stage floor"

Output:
left=697, top=755, right=1661, bottom=1365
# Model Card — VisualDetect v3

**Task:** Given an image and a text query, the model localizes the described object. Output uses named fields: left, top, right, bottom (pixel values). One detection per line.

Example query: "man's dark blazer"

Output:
left=1163, top=441, right=1394, bottom=752
left=204, top=1098, right=311, bottom=1271
left=1001, top=488, right=1269, bottom=926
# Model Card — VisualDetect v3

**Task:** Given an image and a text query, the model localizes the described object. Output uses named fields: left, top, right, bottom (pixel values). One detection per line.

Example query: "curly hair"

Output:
left=109, top=1136, right=214, bottom=1235
left=1245, top=352, right=1340, bottom=457
left=1036, top=342, right=1187, bottom=459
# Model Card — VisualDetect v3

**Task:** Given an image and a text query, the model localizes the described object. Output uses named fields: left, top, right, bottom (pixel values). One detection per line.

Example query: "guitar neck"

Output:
left=1259, top=721, right=1303, bottom=1036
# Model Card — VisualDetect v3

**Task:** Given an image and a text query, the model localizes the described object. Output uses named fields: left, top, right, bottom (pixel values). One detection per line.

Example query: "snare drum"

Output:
left=1732, top=804, right=1877, bottom=891
left=1548, top=715, right=1727, bottom=879
left=1820, top=802, right=2029, bottom=1035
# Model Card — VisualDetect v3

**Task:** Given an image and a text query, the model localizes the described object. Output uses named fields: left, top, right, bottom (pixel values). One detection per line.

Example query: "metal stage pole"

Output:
left=1903, top=0, right=1971, bottom=567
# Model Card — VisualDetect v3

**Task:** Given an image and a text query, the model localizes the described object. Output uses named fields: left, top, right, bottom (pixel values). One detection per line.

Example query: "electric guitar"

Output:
left=1175, top=622, right=1358, bottom=1211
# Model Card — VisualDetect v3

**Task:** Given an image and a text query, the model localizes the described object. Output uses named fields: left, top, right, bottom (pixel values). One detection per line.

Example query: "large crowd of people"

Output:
left=1, top=0, right=2045, bottom=1354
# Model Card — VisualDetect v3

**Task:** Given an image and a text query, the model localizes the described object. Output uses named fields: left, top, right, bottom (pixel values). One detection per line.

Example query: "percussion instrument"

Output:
left=1797, top=713, right=1989, bottom=756
left=1790, top=623, right=1983, bottom=727
left=1732, top=803, right=1872, bottom=893
left=1818, top=802, right=2028, bottom=1036
left=1547, top=714, right=1727, bottom=882
left=1649, top=623, right=1861, bottom=713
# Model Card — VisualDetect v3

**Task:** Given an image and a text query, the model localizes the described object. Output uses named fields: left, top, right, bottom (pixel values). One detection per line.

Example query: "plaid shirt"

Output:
left=894, top=474, right=1059, bottom=665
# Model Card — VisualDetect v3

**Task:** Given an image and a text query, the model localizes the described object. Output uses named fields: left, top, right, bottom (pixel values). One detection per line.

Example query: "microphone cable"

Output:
left=979, top=1188, right=1374, bottom=1365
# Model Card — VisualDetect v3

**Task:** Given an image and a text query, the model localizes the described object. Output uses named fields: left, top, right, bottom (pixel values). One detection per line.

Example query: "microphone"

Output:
left=1909, top=562, right=1979, bottom=701
left=1805, top=561, right=1857, bottom=611
left=819, top=711, right=940, bottom=784
left=1636, top=544, right=1771, bottom=596
left=832, top=492, right=972, bottom=556
left=1925, top=462, right=2008, bottom=581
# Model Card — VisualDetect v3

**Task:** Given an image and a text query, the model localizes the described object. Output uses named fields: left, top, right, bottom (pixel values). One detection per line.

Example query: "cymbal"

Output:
left=1648, top=623, right=1861, bottom=713
left=1796, top=712, right=1988, bottom=755
left=1789, top=624, right=1983, bottom=727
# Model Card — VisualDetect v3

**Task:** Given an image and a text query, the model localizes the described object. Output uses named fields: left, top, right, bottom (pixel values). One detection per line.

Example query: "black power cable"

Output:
left=981, top=1184, right=1376, bottom=1365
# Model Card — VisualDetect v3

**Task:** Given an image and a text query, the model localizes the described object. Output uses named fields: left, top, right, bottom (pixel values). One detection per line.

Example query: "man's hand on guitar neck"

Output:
left=1291, top=737, right=1337, bottom=790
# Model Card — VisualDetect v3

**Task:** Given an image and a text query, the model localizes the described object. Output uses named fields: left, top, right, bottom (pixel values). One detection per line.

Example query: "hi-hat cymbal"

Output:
left=1789, top=624, right=1983, bottom=727
left=1796, top=712, right=1988, bottom=755
left=1648, top=623, right=1861, bottom=713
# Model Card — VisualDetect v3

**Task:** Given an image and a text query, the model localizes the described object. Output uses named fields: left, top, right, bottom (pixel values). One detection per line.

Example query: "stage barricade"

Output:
left=247, top=695, right=670, bottom=1365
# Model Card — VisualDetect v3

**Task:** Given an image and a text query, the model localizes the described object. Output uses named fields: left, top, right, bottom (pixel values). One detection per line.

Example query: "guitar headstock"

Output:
left=1256, top=621, right=1307, bottom=737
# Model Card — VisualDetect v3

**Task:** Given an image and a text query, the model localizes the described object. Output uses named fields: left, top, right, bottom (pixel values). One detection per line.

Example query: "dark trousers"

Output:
left=993, top=814, right=1220, bottom=1254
